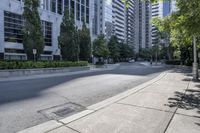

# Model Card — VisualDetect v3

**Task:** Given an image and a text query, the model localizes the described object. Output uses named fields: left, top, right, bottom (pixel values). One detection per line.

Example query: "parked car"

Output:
left=128, top=59, right=135, bottom=63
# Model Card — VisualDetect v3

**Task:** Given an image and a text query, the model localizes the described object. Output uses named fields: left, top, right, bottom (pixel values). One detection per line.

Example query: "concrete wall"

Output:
left=0, top=66, right=90, bottom=78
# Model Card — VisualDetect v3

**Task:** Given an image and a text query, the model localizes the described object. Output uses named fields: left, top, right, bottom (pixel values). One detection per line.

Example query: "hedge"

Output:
left=165, top=60, right=181, bottom=65
left=0, top=61, right=88, bottom=70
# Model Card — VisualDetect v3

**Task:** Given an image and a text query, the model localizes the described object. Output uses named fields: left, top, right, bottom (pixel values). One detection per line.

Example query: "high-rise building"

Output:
left=112, top=0, right=126, bottom=41
left=93, top=0, right=126, bottom=42
left=93, top=0, right=152, bottom=54
left=151, top=0, right=175, bottom=45
left=100, top=0, right=114, bottom=40
left=138, top=0, right=152, bottom=49
left=0, top=0, right=92, bottom=60
left=126, top=0, right=137, bottom=51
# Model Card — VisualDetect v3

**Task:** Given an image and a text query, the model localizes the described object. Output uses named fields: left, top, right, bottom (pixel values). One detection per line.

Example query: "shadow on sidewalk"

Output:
left=166, top=88, right=200, bottom=126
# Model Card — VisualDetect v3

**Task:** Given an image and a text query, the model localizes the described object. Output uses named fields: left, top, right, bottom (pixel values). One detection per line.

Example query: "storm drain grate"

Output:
left=54, top=107, right=75, bottom=117
left=38, top=102, right=85, bottom=120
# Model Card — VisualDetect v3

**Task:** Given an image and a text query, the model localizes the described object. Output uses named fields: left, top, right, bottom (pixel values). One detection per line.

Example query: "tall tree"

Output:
left=79, top=23, right=91, bottom=61
left=119, top=42, right=134, bottom=59
left=58, top=9, right=79, bottom=61
left=107, top=35, right=120, bottom=62
left=23, top=0, right=44, bottom=60
left=93, top=34, right=109, bottom=59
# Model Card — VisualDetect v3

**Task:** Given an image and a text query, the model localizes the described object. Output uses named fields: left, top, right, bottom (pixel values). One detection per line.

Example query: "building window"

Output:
left=86, top=7, right=89, bottom=23
left=5, top=48, right=25, bottom=53
left=64, top=0, right=69, bottom=11
left=51, top=0, right=56, bottom=13
left=41, top=0, right=49, bottom=10
left=42, top=21, right=52, bottom=46
left=81, top=5, right=85, bottom=22
left=76, top=2, right=80, bottom=20
left=4, top=11, right=23, bottom=43
left=4, top=11, right=52, bottom=46
left=71, top=0, right=75, bottom=17
left=81, top=0, right=85, bottom=5
left=57, top=0, right=62, bottom=14
left=86, top=0, right=89, bottom=7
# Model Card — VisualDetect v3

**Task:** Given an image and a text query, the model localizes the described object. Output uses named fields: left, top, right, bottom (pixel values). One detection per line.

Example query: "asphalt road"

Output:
left=0, top=63, right=168, bottom=133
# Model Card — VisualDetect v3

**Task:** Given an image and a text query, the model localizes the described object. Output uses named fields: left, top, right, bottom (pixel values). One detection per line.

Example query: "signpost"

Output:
left=33, top=49, right=37, bottom=61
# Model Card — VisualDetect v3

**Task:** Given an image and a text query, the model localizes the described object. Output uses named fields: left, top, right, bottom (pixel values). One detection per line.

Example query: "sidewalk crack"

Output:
left=116, top=103, right=174, bottom=113
left=65, top=125, right=82, bottom=133
left=163, top=79, right=191, bottom=133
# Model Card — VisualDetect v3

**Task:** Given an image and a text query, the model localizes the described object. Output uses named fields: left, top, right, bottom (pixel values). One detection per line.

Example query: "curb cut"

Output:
left=17, top=72, right=167, bottom=133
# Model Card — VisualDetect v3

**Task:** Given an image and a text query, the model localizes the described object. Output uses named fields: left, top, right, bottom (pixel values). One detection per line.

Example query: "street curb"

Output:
left=17, top=120, right=63, bottom=133
left=87, top=72, right=166, bottom=111
left=17, top=72, right=167, bottom=133
left=60, top=110, right=95, bottom=124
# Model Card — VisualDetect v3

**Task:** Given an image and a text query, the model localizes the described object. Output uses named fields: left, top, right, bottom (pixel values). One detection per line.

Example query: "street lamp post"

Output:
left=155, top=46, right=158, bottom=65
left=193, top=36, right=198, bottom=80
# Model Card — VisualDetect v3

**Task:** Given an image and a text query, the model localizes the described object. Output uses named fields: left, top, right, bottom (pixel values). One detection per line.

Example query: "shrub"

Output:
left=0, top=61, right=88, bottom=70
left=165, top=60, right=181, bottom=65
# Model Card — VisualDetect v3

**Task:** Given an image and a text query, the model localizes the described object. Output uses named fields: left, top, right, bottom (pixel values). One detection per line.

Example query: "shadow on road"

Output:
left=0, top=66, right=168, bottom=105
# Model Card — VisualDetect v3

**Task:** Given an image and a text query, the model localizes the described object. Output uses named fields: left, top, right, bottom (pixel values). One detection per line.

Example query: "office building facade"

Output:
left=92, top=0, right=126, bottom=42
left=93, top=0, right=152, bottom=54
left=0, top=0, right=91, bottom=60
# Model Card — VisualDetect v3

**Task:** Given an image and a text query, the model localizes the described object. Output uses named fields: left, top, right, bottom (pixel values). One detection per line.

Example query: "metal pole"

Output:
left=193, top=35, right=198, bottom=80
left=34, top=54, right=36, bottom=62
left=155, top=45, right=158, bottom=65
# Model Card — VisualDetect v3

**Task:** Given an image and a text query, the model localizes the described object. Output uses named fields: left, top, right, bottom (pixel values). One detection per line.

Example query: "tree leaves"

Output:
left=23, top=0, right=44, bottom=60
left=93, top=34, right=109, bottom=58
left=79, top=23, right=91, bottom=61
left=58, top=8, right=79, bottom=61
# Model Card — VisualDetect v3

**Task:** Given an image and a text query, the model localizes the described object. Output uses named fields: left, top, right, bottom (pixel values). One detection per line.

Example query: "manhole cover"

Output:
left=38, top=103, right=85, bottom=120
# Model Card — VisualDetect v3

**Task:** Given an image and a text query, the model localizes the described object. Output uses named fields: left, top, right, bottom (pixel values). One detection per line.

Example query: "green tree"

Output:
left=151, top=16, right=173, bottom=59
left=119, top=43, right=134, bottom=60
left=58, top=9, right=79, bottom=61
left=79, top=23, right=91, bottom=61
left=23, top=0, right=44, bottom=60
left=93, top=34, right=109, bottom=59
left=107, top=35, right=120, bottom=62
left=139, top=48, right=152, bottom=59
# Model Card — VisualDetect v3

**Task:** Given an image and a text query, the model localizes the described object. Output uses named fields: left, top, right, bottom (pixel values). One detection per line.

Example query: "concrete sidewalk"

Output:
left=18, top=69, right=200, bottom=133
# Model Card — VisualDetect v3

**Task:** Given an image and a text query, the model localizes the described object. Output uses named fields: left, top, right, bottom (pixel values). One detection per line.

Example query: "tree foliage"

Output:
left=58, top=9, right=79, bottom=61
left=119, top=43, right=134, bottom=59
left=23, top=0, right=44, bottom=60
left=79, top=23, right=91, bottom=61
left=107, top=35, right=120, bottom=62
left=151, top=0, right=200, bottom=65
left=176, top=0, right=200, bottom=36
left=93, top=34, right=109, bottom=59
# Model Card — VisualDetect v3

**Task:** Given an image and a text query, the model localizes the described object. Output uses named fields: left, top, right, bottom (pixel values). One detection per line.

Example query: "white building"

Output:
left=0, top=0, right=92, bottom=60
left=112, top=0, right=126, bottom=42
left=92, top=0, right=152, bottom=53
left=93, top=0, right=126, bottom=42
